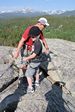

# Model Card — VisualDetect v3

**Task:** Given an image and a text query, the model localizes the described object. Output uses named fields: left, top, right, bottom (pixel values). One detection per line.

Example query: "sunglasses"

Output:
left=42, top=24, right=46, bottom=28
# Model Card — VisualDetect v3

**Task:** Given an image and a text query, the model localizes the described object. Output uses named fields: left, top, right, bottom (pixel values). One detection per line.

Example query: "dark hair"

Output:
left=28, top=26, right=41, bottom=38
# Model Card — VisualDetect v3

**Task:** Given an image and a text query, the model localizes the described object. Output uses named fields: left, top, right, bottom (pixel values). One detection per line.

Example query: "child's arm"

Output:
left=23, top=53, right=36, bottom=62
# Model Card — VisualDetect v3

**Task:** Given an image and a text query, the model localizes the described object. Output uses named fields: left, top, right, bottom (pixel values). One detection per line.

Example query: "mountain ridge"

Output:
left=0, top=9, right=75, bottom=19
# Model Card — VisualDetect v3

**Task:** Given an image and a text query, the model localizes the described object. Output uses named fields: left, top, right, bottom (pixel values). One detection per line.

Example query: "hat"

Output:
left=38, top=17, right=49, bottom=26
left=29, top=26, right=41, bottom=37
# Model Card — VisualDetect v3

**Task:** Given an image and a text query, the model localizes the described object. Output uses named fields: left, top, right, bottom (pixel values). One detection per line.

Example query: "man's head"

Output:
left=29, top=26, right=41, bottom=41
left=36, top=17, right=49, bottom=31
left=38, top=17, right=49, bottom=27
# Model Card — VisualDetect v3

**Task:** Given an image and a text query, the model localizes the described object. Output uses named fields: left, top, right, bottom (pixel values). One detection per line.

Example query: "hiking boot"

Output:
left=27, top=87, right=34, bottom=93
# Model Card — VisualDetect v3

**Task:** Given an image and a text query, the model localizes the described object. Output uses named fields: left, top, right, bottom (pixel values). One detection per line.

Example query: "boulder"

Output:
left=0, top=39, right=75, bottom=112
left=0, top=46, right=19, bottom=92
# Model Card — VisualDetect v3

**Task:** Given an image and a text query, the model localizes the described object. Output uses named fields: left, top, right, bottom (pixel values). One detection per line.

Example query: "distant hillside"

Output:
left=0, top=9, right=75, bottom=19
left=0, top=11, right=48, bottom=19
left=60, top=10, right=75, bottom=16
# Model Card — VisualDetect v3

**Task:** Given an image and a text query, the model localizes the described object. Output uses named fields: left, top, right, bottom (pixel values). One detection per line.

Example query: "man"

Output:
left=13, top=17, right=49, bottom=59
left=23, top=26, right=43, bottom=93
left=13, top=17, right=50, bottom=84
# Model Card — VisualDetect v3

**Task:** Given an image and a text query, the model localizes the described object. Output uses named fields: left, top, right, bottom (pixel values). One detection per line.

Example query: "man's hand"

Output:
left=12, top=50, right=19, bottom=59
left=43, top=48, right=50, bottom=54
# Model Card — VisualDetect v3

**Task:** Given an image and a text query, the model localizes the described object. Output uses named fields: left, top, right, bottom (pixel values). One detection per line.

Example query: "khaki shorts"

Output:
left=25, top=62, right=40, bottom=78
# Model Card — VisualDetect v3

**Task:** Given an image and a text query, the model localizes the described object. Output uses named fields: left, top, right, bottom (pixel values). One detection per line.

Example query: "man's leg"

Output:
left=18, top=45, right=29, bottom=83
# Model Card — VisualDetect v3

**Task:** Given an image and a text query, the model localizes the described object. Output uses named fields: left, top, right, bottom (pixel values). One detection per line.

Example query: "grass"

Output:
left=0, top=15, right=75, bottom=46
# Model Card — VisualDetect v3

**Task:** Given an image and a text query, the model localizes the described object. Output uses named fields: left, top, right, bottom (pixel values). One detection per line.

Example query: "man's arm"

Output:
left=42, top=38, right=49, bottom=54
left=13, top=37, right=25, bottom=58
left=42, top=38, right=49, bottom=49
left=13, top=26, right=31, bottom=58
left=40, top=33, right=49, bottom=50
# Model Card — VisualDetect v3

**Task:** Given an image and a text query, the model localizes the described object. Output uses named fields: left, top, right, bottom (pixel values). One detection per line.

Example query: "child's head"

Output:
left=29, top=26, right=41, bottom=41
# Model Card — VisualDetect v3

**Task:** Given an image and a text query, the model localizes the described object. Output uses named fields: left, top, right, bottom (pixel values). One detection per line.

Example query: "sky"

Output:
left=0, top=0, right=75, bottom=11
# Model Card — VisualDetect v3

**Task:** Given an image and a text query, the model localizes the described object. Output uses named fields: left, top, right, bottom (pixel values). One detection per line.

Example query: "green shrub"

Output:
left=0, top=16, right=75, bottom=46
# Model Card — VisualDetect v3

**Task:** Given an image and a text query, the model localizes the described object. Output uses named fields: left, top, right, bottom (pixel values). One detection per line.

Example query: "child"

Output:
left=23, top=26, right=43, bottom=93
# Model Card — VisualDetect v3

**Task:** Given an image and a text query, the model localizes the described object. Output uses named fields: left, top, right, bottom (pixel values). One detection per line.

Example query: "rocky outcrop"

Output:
left=0, top=46, right=19, bottom=92
left=0, top=39, right=75, bottom=112
left=46, top=39, right=75, bottom=94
